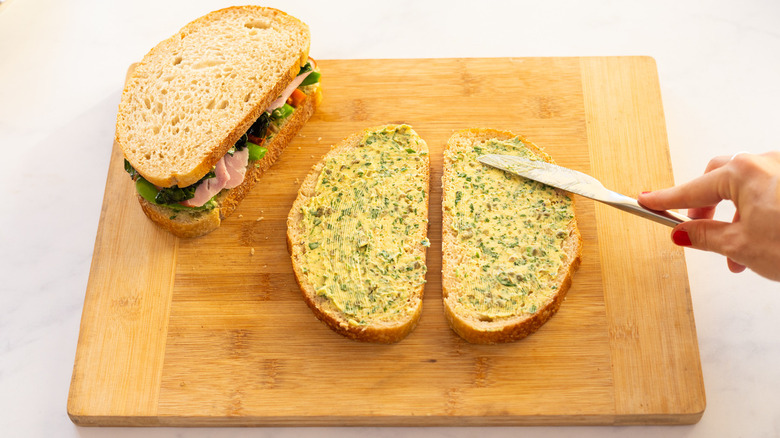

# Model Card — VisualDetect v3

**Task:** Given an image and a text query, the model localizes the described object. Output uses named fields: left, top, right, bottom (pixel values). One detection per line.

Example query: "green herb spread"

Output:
left=300, top=125, right=429, bottom=326
left=443, top=137, right=575, bottom=320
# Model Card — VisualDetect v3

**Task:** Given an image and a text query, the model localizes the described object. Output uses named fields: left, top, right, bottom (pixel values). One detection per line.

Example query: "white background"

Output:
left=1, top=0, right=779, bottom=436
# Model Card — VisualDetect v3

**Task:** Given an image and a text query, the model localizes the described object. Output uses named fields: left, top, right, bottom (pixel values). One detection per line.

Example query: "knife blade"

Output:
left=477, top=154, right=691, bottom=227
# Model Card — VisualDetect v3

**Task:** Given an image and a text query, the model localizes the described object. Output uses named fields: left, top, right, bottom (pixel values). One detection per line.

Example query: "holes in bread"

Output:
left=217, top=100, right=229, bottom=110
left=193, top=59, right=225, bottom=69
left=206, top=99, right=215, bottom=110
left=244, top=92, right=252, bottom=102
left=245, top=19, right=270, bottom=30
left=173, top=55, right=183, bottom=66
left=152, top=125, right=161, bottom=135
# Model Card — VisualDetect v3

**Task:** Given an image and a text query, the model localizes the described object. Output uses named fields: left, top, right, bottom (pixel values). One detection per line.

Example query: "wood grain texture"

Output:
left=67, top=57, right=704, bottom=426
left=580, top=56, right=705, bottom=424
left=67, top=142, right=178, bottom=423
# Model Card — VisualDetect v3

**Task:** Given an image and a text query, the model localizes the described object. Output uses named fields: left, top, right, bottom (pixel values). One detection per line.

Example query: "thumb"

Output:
left=671, top=219, right=734, bottom=255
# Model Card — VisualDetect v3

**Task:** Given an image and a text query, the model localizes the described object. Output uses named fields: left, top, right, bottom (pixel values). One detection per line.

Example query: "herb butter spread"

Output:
left=443, top=136, right=575, bottom=321
left=299, top=125, right=429, bottom=326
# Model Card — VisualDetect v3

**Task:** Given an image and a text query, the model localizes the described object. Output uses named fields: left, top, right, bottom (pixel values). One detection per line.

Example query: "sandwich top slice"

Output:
left=442, top=129, right=582, bottom=344
left=116, top=6, right=321, bottom=237
left=287, top=125, right=430, bottom=343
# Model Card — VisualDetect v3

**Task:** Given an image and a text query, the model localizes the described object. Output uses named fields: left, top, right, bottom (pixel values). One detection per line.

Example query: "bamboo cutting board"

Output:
left=68, top=57, right=705, bottom=426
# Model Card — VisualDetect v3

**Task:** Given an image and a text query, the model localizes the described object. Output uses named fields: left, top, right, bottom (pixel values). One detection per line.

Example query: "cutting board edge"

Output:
left=69, top=411, right=707, bottom=427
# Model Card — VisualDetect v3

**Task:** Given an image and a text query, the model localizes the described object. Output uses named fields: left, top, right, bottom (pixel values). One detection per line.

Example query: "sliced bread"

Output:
left=116, top=6, right=311, bottom=188
left=287, top=125, right=430, bottom=343
left=137, top=85, right=322, bottom=238
left=442, top=128, right=582, bottom=344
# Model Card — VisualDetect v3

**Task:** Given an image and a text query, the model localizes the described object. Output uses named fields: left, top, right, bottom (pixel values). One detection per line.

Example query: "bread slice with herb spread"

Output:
left=287, top=125, right=430, bottom=343
left=117, top=6, right=321, bottom=237
left=442, top=128, right=582, bottom=344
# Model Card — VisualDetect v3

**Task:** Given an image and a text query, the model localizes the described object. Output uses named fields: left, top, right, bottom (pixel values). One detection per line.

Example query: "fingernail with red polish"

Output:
left=641, top=191, right=651, bottom=195
left=672, top=230, right=692, bottom=246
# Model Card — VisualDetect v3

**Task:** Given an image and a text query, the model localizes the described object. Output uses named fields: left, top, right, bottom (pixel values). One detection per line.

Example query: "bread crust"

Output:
left=287, top=125, right=430, bottom=343
left=136, top=86, right=321, bottom=238
left=116, top=6, right=311, bottom=188
left=441, top=128, right=583, bottom=344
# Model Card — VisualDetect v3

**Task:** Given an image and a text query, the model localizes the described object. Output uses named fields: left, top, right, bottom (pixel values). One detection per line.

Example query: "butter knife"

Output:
left=477, top=154, right=691, bottom=227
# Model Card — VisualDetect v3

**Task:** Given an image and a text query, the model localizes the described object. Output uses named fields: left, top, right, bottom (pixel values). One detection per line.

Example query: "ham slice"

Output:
left=266, top=70, right=312, bottom=111
left=223, top=148, right=249, bottom=189
left=180, top=148, right=249, bottom=207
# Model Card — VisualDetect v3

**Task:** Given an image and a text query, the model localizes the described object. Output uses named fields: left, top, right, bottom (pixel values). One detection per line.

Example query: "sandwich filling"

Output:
left=443, top=137, right=576, bottom=320
left=124, top=59, right=321, bottom=211
left=298, top=125, right=429, bottom=326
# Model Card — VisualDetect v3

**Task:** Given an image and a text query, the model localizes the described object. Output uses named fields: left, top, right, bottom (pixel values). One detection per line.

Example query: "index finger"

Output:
left=672, top=155, right=733, bottom=219
left=639, top=163, right=735, bottom=212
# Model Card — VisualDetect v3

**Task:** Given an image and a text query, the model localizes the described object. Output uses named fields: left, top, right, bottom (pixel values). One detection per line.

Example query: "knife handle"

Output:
left=604, top=194, right=692, bottom=228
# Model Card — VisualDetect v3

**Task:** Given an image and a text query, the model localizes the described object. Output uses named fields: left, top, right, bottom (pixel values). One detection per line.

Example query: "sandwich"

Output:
left=287, top=125, right=431, bottom=343
left=117, top=6, right=322, bottom=237
left=441, top=129, right=582, bottom=343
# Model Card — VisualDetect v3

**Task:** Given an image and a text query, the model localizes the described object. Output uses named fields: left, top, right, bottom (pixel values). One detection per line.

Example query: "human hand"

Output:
left=638, top=151, right=780, bottom=281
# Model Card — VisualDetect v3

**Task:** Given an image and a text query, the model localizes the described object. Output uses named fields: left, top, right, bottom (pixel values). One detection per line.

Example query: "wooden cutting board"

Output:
left=68, top=57, right=705, bottom=426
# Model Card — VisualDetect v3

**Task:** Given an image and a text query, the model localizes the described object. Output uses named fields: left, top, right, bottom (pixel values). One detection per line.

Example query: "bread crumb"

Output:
left=295, top=178, right=300, bottom=184
left=310, top=155, right=315, bottom=159
left=297, top=146, right=301, bottom=149
left=250, top=248, right=255, bottom=255
left=238, top=214, right=243, bottom=218
left=256, top=216, right=264, bottom=222
left=317, top=137, right=322, bottom=141
left=265, top=236, right=269, bottom=240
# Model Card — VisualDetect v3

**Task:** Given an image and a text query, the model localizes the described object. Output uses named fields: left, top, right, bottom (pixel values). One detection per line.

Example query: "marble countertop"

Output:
left=2, top=0, right=779, bottom=436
